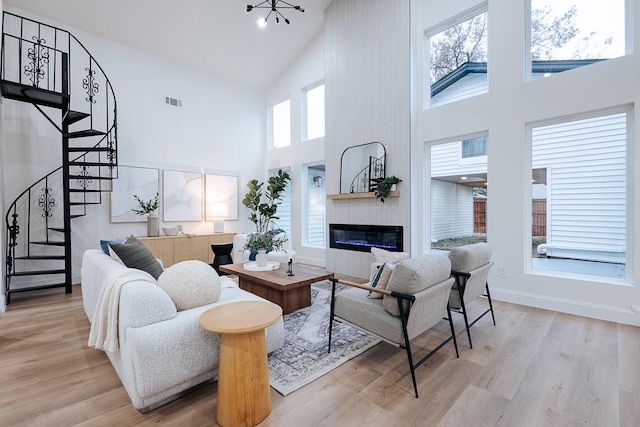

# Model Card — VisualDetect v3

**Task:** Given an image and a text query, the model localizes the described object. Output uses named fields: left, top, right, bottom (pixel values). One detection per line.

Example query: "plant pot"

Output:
left=255, top=249, right=268, bottom=267
left=147, top=214, right=159, bottom=237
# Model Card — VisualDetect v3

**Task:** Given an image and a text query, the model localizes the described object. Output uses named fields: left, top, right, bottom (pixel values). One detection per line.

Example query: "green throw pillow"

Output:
left=108, top=235, right=163, bottom=279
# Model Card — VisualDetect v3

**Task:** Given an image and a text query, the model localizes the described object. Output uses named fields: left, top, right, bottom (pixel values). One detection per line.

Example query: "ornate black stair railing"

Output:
left=1, top=12, right=118, bottom=302
left=349, top=155, right=386, bottom=193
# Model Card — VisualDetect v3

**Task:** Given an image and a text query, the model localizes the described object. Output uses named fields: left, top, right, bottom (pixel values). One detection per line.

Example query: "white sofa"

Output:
left=232, top=232, right=296, bottom=264
left=81, top=249, right=285, bottom=412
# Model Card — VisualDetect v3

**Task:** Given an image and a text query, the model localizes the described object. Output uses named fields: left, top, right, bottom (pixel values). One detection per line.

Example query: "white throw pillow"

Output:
left=371, top=247, right=410, bottom=263
left=157, top=260, right=221, bottom=311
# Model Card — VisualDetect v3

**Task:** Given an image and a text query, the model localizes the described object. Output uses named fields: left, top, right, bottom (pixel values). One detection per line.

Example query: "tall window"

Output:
left=303, top=82, right=325, bottom=141
left=272, top=99, right=291, bottom=148
left=529, top=109, right=628, bottom=279
left=428, top=6, right=488, bottom=107
left=305, top=164, right=326, bottom=247
left=529, top=0, right=626, bottom=78
left=430, top=136, right=488, bottom=251
left=270, top=168, right=292, bottom=236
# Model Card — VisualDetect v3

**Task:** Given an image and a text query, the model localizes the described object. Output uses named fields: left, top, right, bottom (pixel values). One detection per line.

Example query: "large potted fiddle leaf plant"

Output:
left=242, top=169, right=291, bottom=234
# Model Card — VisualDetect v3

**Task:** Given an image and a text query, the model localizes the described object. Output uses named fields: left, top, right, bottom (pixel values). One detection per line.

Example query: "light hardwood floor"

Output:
left=1, top=284, right=638, bottom=427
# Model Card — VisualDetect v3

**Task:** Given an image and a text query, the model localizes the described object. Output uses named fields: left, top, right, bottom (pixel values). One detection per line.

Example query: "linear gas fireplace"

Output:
left=329, top=224, right=403, bottom=253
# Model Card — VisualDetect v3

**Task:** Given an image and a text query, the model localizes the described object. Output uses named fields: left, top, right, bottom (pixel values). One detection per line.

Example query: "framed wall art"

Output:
left=110, top=165, right=160, bottom=223
left=162, top=169, right=203, bottom=222
left=205, top=174, right=239, bottom=221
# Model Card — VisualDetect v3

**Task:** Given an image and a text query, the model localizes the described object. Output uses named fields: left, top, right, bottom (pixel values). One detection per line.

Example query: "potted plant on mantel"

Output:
left=374, top=175, right=402, bottom=203
left=132, top=192, right=160, bottom=236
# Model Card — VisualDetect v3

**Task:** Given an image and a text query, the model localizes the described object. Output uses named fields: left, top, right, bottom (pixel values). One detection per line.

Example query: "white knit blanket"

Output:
left=88, top=268, right=157, bottom=352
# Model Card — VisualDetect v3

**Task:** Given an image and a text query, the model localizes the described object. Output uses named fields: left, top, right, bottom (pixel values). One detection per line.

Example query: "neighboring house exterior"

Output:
left=430, top=60, right=626, bottom=264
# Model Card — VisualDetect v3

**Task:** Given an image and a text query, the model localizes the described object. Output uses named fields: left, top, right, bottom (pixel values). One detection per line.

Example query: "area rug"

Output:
left=268, top=280, right=381, bottom=396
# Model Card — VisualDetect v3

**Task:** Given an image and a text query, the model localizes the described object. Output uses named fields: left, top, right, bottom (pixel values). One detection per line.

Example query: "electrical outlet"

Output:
left=498, top=266, right=508, bottom=278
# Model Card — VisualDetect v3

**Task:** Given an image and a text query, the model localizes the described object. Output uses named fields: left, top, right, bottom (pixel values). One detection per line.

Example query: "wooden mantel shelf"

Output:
left=326, top=191, right=399, bottom=200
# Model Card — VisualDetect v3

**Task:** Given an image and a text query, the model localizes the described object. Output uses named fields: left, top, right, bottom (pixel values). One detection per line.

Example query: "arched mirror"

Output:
left=340, top=142, right=386, bottom=193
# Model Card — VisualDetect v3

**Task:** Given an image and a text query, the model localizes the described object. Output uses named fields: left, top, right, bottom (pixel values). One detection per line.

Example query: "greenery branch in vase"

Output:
left=242, top=170, right=291, bottom=234
left=374, top=176, right=402, bottom=203
left=242, top=231, right=288, bottom=267
left=132, top=193, right=160, bottom=236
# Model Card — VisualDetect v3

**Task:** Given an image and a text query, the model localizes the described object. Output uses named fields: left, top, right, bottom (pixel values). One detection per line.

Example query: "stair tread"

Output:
left=7, top=282, right=68, bottom=293
left=68, top=174, right=114, bottom=180
left=48, top=227, right=65, bottom=232
left=65, top=129, right=106, bottom=138
left=67, top=147, right=114, bottom=152
left=68, top=189, right=104, bottom=193
left=64, top=110, right=90, bottom=125
left=0, top=80, right=66, bottom=108
left=69, top=202, right=102, bottom=205
left=31, top=241, right=65, bottom=246
left=14, top=255, right=66, bottom=260
left=10, top=269, right=66, bottom=277
left=69, top=161, right=116, bottom=167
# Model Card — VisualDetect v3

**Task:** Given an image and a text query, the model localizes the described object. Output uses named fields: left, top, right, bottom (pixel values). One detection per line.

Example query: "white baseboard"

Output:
left=491, top=287, right=640, bottom=326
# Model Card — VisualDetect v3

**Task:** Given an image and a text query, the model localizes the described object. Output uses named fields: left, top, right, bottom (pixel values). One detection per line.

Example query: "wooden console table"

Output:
left=137, top=232, right=235, bottom=267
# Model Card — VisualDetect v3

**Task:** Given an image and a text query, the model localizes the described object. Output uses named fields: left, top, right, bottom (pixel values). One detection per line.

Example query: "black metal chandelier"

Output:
left=245, top=1, right=305, bottom=26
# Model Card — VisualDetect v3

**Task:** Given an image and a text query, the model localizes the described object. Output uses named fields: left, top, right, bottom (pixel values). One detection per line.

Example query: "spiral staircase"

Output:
left=1, top=12, right=118, bottom=303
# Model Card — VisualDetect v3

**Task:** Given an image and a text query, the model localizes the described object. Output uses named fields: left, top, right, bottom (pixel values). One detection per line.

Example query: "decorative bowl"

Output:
left=162, top=226, right=179, bottom=236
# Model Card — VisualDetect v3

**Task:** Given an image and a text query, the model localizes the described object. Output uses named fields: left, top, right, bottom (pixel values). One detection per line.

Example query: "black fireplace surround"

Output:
left=329, top=224, right=403, bottom=253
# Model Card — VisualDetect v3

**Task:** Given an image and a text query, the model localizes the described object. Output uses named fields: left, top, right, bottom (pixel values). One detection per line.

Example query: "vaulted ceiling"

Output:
left=4, top=0, right=332, bottom=90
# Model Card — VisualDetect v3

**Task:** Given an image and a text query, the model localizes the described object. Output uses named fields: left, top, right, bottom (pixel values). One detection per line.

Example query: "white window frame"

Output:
left=303, top=162, right=326, bottom=248
left=302, top=81, right=325, bottom=142
left=423, top=2, right=488, bottom=109
left=525, top=105, right=632, bottom=284
left=270, top=97, right=291, bottom=149
left=524, top=0, right=630, bottom=80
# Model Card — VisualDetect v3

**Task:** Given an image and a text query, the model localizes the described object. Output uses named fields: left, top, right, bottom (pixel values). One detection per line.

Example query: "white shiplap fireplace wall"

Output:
left=325, top=0, right=411, bottom=279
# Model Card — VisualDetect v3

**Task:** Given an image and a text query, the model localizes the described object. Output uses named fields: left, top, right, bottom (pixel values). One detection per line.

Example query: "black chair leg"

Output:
left=460, top=299, right=473, bottom=349
left=446, top=306, right=459, bottom=358
left=485, top=283, right=496, bottom=325
left=328, top=278, right=338, bottom=353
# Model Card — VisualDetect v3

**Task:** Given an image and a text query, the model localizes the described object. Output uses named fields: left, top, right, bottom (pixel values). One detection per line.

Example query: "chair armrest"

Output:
left=328, top=277, right=415, bottom=301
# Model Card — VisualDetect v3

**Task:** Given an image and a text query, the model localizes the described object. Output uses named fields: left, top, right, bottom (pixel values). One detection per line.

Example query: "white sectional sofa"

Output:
left=81, top=249, right=285, bottom=412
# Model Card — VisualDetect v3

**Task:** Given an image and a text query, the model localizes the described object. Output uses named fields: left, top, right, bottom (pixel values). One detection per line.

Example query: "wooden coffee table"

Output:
left=220, top=262, right=334, bottom=314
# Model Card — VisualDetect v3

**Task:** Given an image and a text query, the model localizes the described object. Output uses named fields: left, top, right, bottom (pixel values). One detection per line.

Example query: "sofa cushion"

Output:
left=108, top=236, right=163, bottom=279
left=448, top=242, right=492, bottom=273
left=157, top=260, right=221, bottom=311
left=383, top=254, right=451, bottom=316
left=371, top=247, right=410, bottom=263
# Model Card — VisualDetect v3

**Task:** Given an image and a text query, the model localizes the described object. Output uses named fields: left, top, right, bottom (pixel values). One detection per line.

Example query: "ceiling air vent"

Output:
left=165, top=96, right=182, bottom=108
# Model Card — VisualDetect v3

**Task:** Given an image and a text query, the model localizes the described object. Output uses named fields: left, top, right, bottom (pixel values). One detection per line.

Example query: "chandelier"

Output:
left=245, top=1, right=305, bottom=26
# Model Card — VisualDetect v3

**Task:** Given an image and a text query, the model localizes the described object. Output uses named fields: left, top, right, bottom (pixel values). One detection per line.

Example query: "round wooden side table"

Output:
left=199, top=300, right=282, bottom=427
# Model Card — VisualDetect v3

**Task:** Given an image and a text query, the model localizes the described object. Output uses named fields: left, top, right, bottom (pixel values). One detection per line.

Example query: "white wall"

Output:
left=1, top=7, right=264, bottom=283
left=264, top=33, right=326, bottom=266
left=325, top=0, right=412, bottom=279
left=413, top=0, right=640, bottom=325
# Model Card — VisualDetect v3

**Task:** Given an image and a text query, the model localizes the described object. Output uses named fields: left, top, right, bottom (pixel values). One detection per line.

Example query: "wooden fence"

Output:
left=473, top=198, right=546, bottom=236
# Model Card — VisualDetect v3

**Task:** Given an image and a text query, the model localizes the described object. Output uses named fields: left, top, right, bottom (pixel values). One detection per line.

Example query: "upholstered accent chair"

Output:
left=328, top=254, right=459, bottom=398
left=448, top=242, right=495, bottom=349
